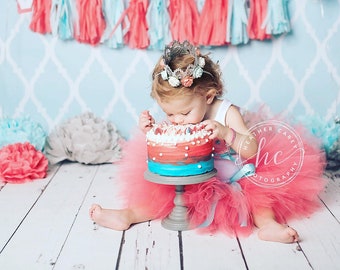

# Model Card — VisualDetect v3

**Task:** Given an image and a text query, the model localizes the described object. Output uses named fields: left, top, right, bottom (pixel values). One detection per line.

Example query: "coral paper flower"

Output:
left=0, top=142, right=48, bottom=184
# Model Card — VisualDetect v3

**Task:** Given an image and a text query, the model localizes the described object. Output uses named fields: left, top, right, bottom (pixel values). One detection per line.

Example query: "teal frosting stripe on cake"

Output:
left=147, top=158, right=214, bottom=177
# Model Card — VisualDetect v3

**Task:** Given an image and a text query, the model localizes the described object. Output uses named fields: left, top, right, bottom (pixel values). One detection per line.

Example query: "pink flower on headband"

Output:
left=0, top=142, right=48, bottom=184
left=181, top=76, right=194, bottom=87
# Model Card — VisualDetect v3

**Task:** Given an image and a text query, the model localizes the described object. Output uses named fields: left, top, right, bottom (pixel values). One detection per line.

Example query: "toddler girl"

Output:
left=90, top=41, right=326, bottom=243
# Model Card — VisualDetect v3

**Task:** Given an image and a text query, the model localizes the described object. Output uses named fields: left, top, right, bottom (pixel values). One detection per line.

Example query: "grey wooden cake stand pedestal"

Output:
left=144, top=169, right=217, bottom=231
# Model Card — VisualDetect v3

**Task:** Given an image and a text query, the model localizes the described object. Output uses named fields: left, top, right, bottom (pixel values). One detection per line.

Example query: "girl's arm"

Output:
left=224, top=106, right=258, bottom=159
left=139, top=110, right=155, bottom=134
left=203, top=105, right=258, bottom=159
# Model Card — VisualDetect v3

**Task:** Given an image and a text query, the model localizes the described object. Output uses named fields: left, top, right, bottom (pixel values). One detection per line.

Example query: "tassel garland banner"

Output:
left=21, top=0, right=292, bottom=49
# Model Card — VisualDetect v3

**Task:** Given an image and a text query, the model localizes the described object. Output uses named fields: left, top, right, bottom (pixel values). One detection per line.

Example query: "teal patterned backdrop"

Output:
left=1, top=0, right=339, bottom=139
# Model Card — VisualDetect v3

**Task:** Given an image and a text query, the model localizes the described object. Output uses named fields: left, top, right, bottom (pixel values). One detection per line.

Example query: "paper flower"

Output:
left=0, top=142, right=48, bottom=184
left=298, top=115, right=340, bottom=170
left=0, top=117, right=47, bottom=151
left=45, top=112, right=122, bottom=164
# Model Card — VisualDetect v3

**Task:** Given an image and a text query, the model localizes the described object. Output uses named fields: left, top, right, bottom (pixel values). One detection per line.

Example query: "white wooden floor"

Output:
left=0, top=162, right=339, bottom=270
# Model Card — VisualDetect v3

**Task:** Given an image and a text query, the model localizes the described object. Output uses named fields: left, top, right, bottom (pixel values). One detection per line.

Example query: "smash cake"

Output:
left=146, top=123, right=214, bottom=177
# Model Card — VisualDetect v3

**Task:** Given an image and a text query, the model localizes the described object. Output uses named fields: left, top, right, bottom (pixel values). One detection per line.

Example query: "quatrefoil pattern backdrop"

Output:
left=0, top=0, right=339, bottom=139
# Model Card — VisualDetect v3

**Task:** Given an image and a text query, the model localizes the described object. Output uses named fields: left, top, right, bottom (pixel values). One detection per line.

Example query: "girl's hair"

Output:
left=151, top=52, right=224, bottom=101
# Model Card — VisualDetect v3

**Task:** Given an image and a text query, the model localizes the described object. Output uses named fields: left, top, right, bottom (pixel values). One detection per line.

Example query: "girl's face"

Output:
left=157, top=93, right=210, bottom=125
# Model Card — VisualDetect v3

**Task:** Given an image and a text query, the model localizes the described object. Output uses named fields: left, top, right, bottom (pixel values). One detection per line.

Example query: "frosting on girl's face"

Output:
left=157, top=94, right=209, bottom=125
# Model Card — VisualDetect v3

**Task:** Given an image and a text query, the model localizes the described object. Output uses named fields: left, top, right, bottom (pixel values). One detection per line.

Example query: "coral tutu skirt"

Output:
left=117, top=120, right=326, bottom=237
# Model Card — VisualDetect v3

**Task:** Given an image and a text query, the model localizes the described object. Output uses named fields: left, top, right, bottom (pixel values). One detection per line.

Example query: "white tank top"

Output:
left=214, top=99, right=232, bottom=125
left=213, top=99, right=240, bottom=179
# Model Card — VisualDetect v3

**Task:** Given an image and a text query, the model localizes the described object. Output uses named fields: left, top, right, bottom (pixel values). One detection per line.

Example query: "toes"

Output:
left=89, top=204, right=101, bottom=219
left=287, top=227, right=299, bottom=242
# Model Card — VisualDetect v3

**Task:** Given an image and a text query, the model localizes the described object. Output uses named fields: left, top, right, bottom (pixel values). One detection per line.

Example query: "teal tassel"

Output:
left=50, top=0, right=74, bottom=40
left=101, top=0, right=125, bottom=48
left=147, top=0, right=172, bottom=50
left=262, top=0, right=291, bottom=35
left=227, top=0, right=249, bottom=45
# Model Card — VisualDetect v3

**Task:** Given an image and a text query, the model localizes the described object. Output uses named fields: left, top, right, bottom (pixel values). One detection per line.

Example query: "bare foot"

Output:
left=258, top=221, right=299, bottom=243
left=89, top=204, right=131, bottom=231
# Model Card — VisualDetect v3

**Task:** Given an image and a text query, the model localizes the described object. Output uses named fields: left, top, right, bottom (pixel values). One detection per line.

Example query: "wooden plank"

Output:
left=181, top=230, right=247, bottom=270
left=288, top=187, right=340, bottom=269
left=54, top=164, right=124, bottom=269
left=238, top=230, right=312, bottom=270
left=237, top=175, right=340, bottom=270
left=0, top=164, right=60, bottom=251
left=0, top=162, right=98, bottom=269
left=319, top=175, right=340, bottom=221
left=0, top=181, right=6, bottom=190
left=118, top=220, right=181, bottom=270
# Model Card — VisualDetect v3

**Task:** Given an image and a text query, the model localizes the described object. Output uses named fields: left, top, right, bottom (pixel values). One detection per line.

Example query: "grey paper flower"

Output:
left=45, top=112, right=122, bottom=164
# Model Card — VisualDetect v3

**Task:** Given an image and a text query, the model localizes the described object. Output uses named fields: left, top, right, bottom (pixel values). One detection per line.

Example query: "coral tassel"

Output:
left=168, top=0, right=199, bottom=45
left=195, top=0, right=228, bottom=46
left=75, top=0, right=106, bottom=45
left=247, top=0, right=271, bottom=40
left=29, top=0, right=52, bottom=34
left=124, top=0, right=150, bottom=49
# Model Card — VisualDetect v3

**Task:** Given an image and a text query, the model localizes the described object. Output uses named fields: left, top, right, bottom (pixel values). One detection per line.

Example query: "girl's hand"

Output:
left=202, top=120, right=228, bottom=140
left=139, top=110, right=155, bottom=133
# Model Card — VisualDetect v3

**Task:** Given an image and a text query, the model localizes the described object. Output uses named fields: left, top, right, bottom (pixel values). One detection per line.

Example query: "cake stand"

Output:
left=144, top=169, right=217, bottom=231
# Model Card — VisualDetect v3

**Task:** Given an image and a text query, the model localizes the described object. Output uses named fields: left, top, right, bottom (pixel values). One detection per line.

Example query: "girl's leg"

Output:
left=89, top=204, right=154, bottom=231
left=253, top=207, right=299, bottom=243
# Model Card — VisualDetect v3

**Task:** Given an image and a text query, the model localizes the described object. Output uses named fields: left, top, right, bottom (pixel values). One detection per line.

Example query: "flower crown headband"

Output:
left=159, top=40, right=206, bottom=88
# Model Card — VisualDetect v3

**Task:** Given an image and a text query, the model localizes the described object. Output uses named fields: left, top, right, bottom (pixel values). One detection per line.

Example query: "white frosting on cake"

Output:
left=146, top=123, right=211, bottom=144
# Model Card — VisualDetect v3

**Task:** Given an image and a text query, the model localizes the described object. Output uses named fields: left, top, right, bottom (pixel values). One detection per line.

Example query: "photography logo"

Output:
left=236, top=120, right=305, bottom=188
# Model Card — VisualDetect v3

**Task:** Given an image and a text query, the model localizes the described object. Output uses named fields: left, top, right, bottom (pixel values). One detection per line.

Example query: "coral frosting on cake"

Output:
left=146, top=122, right=214, bottom=176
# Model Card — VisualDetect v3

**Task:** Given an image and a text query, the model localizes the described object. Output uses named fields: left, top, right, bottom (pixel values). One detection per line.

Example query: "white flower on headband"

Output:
left=198, top=57, right=205, bottom=68
left=193, top=66, right=203, bottom=79
left=158, top=40, right=208, bottom=88
left=160, top=70, right=168, bottom=80
left=169, top=76, right=181, bottom=87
